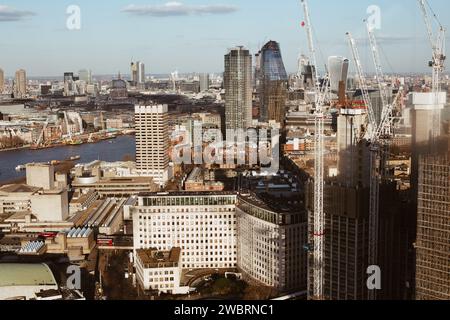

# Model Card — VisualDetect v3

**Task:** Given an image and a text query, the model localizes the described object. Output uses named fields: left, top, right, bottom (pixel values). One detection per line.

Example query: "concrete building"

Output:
left=14, top=69, right=27, bottom=99
left=415, top=156, right=450, bottom=300
left=199, top=73, right=210, bottom=92
left=236, top=193, right=307, bottom=292
left=408, top=92, right=447, bottom=192
left=135, top=105, right=171, bottom=187
left=0, top=184, right=40, bottom=214
left=0, top=263, right=58, bottom=300
left=31, top=189, right=69, bottom=222
left=336, top=108, right=370, bottom=187
left=135, top=247, right=189, bottom=295
left=224, top=47, right=253, bottom=135
left=132, top=192, right=238, bottom=270
left=26, top=163, right=55, bottom=190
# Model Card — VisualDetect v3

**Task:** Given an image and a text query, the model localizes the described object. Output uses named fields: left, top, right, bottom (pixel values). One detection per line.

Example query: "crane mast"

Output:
left=348, top=27, right=399, bottom=300
left=301, top=0, right=326, bottom=300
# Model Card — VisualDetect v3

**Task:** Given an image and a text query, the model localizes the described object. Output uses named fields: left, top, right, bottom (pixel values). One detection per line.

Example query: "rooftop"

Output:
left=0, top=263, right=57, bottom=287
left=0, top=184, right=41, bottom=194
left=136, top=248, right=181, bottom=269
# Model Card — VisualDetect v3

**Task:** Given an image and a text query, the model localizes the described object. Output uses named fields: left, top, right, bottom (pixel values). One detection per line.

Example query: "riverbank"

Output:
left=0, top=135, right=136, bottom=184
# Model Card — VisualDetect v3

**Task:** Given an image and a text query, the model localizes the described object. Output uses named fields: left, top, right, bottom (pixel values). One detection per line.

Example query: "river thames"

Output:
left=0, top=135, right=135, bottom=184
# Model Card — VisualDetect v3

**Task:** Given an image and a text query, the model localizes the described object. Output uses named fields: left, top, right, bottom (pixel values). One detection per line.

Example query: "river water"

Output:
left=0, top=135, right=135, bottom=184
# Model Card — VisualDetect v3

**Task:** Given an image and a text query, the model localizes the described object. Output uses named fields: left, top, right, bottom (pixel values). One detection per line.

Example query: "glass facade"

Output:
left=257, top=41, right=288, bottom=124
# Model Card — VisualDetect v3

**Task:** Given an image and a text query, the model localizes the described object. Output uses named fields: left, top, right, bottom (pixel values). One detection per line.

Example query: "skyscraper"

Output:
left=78, top=69, right=92, bottom=84
left=328, top=56, right=349, bottom=94
left=14, top=69, right=27, bottom=99
left=224, top=47, right=252, bottom=134
left=138, top=62, right=145, bottom=85
left=199, top=73, right=209, bottom=92
left=0, top=68, right=4, bottom=93
left=131, top=61, right=145, bottom=86
left=415, top=156, right=450, bottom=300
left=256, top=41, right=288, bottom=125
left=135, top=105, right=171, bottom=187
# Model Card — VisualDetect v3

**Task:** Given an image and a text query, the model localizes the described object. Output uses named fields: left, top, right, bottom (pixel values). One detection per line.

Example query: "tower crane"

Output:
left=417, top=0, right=446, bottom=140
left=300, top=0, right=329, bottom=300
left=347, top=28, right=397, bottom=300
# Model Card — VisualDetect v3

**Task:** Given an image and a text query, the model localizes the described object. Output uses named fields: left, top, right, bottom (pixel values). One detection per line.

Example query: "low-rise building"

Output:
left=135, top=247, right=189, bottom=295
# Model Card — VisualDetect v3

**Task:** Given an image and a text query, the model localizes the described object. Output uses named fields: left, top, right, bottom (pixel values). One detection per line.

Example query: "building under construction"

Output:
left=415, top=155, right=450, bottom=300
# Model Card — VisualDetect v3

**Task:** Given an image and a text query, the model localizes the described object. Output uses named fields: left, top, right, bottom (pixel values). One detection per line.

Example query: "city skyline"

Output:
left=0, top=0, right=449, bottom=77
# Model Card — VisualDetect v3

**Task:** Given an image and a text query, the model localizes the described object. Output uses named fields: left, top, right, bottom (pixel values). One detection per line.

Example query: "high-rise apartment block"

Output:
left=224, top=47, right=253, bottom=134
left=199, top=73, right=209, bottom=92
left=14, top=69, right=27, bottom=98
left=135, top=105, right=171, bottom=187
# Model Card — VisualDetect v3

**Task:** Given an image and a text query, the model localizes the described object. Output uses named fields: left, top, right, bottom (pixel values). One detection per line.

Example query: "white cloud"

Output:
left=0, top=5, right=35, bottom=22
left=122, top=2, right=238, bottom=17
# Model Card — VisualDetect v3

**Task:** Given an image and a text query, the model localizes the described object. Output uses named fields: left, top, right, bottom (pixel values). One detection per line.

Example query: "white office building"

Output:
left=132, top=192, right=238, bottom=269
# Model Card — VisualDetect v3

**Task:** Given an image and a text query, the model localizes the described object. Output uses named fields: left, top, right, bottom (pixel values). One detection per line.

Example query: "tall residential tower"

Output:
left=224, top=47, right=252, bottom=135
left=135, top=105, right=171, bottom=187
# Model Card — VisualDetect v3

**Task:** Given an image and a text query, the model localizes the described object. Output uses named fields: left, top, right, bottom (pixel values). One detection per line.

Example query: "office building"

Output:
left=78, top=69, right=92, bottom=84
left=415, top=156, right=450, bottom=300
left=135, top=247, right=189, bottom=295
left=237, top=193, right=308, bottom=292
left=199, top=73, right=210, bottom=92
left=135, top=105, right=171, bottom=187
left=256, top=41, right=288, bottom=125
left=224, top=47, right=253, bottom=134
left=14, top=69, right=27, bottom=98
left=132, top=192, right=238, bottom=270
left=131, top=61, right=145, bottom=86
left=328, top=56, right=349, bottom=94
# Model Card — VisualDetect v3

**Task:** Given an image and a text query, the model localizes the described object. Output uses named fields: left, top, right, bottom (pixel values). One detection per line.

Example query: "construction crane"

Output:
left=347, top=28, right=397, bottom=300
left=417, top=0, right=446, bottom=139
left=35, top=119, right=50, bottom=148
left=300, top=0, right=329, bottom=300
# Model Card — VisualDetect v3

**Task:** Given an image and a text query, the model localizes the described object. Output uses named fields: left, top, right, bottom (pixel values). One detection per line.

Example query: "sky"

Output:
left=0, top=0, right=449, bottom=77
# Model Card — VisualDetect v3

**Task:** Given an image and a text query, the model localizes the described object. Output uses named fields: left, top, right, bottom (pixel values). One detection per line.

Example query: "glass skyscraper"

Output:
left=256, top=41, right=288, bottom=125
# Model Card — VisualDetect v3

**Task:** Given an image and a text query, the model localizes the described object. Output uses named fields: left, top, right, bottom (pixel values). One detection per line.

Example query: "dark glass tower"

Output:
left=257, top=41, right=288, bottom=125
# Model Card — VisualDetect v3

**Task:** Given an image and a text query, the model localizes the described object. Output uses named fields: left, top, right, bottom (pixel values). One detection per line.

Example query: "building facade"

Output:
left=14, top=69, right=27, bottom=99
left=256, top=41, right=288, bottom=125
left=135, top=247, right=189, bottom=295
left=135, top=105, right=171, bottom=187
left=224, top=47, right=253, bottom=135
left=236, top=193, right=308, bottom=292
left=415, top=156, right=450, bottom=300
left=132, top=192, right=238, bottom=270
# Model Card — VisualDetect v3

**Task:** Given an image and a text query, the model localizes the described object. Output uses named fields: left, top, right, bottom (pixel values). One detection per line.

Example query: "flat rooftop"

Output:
left=136, top=248, right=181, bottom=269
left=138, top=191, right=236, bottom=197
left=0, top=184, right=41, bottom=194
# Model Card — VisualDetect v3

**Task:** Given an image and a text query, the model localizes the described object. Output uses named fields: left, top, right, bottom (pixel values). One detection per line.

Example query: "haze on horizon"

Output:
left=0, top=0, right=449, bottom=77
